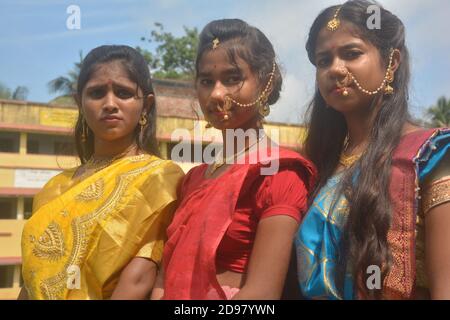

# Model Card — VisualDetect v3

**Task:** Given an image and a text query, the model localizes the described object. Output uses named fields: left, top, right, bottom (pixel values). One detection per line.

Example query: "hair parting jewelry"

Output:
left=327, top=6, right=342, bottom=31
left=212, top=38, right=220, bottom=50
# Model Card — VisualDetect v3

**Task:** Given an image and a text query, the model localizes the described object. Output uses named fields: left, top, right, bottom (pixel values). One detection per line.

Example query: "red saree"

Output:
left=163, top=147, right=317, bottom=299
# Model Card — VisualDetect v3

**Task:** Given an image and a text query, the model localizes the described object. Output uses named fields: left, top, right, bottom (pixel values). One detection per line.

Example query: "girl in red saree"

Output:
left=152, top=19, right=317, bottom=300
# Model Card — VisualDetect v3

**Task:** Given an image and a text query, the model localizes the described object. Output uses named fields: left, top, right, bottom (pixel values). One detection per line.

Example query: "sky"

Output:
left=0, top=0, right=449, bottom=124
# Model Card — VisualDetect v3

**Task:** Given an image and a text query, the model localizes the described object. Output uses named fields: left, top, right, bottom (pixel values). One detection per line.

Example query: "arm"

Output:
left=150, top=264, right=165, bottom=300
left=424, top=152, right=450, bottom=299
left=110, top=257, right=157, bottom=300
left=425, top=201, right=450, bottom=299
left=232, top=215, right=299, bottom=300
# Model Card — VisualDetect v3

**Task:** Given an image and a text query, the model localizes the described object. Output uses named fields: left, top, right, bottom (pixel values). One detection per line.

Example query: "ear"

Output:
left=143, top=93, right=155, bottom=113
left=390, top=49, right=401, bottom=73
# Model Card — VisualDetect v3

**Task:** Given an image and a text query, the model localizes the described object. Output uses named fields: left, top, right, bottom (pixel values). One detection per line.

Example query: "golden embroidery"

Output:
left=384, top=173, right=415, bottom=299
left=422, top=176, right=450, bottom=214
left=32, top=221, right=65, bottom=261
left=75, top=178, right=105, bottom=202
left=39, top=159, right=163, bottom=299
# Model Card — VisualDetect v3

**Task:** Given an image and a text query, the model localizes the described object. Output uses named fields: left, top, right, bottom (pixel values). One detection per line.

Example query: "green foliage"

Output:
left=0, top=82, right=29, bottom=100
left=137, top=22, right=199, bottom=80
left=48, top=51, right=83, bottom=97
left=426, top=96, right=450, bottom=127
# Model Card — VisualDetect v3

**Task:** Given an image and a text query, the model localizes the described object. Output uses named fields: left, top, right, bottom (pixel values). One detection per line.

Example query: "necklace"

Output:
left=339, top=135, right=363, bottom=168
left=210, top=132, right=266, bottom=174
left=79, top=145, right=139, bottom=177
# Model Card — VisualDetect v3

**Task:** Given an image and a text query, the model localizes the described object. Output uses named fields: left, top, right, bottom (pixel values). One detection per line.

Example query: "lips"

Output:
left=100, top=115, right=122, bottom=122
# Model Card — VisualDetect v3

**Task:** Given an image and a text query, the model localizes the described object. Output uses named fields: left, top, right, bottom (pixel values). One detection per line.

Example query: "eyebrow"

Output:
left=84, top=81, right=136, bottom=91
left=315, top=42, right=364, bottom=57
left=197, top=67, right=242, bottom=77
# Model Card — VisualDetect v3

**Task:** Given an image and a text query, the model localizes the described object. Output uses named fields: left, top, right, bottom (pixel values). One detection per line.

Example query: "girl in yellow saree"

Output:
left=19, top=45, right=184, bottom=299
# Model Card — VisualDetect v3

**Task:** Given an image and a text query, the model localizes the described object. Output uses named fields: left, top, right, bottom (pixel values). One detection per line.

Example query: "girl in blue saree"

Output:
left=296, top=0, right=450, bottom=300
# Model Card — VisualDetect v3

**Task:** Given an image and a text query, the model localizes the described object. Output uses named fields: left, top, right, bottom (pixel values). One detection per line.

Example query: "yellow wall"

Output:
left=0, top=220, right=25, bottom=258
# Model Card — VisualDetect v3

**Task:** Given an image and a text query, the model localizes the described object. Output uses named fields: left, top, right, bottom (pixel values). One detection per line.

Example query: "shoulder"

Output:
left=40, top=167, right=76, bottom=190
left=141, top=156, right=185, bottom=182
left=414, top=128, right=450, bottom=182
left=272, top=147, right=318, bottom=190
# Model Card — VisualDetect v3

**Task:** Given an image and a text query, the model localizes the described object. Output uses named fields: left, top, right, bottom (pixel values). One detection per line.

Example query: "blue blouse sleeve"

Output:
left=416, top=128, right=450, bottom=182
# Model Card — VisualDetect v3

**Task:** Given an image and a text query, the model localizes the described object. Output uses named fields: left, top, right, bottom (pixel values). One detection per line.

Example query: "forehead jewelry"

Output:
left=327, top=6, right=342, bottom=31
left=212, top=38, right=220, bottom=50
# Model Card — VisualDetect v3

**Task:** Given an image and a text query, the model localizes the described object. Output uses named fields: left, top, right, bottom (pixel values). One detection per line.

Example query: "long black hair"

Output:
left=304, top=0, right=412, bottom=299
left=195, top=19, right=283, bottom=106
left=74, top=45, right=160, bottom=163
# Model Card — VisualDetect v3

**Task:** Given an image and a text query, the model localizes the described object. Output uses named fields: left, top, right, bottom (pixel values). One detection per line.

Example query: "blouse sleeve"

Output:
left=421, top=151, right=450, bottom=214
left=254, top=168, right=309, bottom=224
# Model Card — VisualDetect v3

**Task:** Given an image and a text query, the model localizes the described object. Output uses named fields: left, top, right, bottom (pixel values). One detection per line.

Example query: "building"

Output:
left=0, top=79, right=305, bottom=299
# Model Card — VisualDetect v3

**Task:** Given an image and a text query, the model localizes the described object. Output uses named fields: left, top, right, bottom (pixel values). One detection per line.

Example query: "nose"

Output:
left=329, top=57, right=348, bottom=81
left=209, top=81, right=227, bottom=106
left=102, top=89, right=119, bottom=113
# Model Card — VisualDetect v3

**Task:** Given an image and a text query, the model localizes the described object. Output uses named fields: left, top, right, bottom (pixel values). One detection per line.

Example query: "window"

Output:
left=24, top=198, right=33, bottom=219
left=0, top=132, right=20, bottom=153
left=27, top=133, right=75, bottom=155
left=0, top=266, right=15, bottom=288
left=0, top=198, right=16, bottom=219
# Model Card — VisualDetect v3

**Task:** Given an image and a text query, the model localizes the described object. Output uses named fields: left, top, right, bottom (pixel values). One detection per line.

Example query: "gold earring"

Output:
left=258, top=94, right=270, bottom=117
left=384, top=67, right=394, bottom=95
left=139, top=114, right=147, bottom=127
left=138, top=114, right=148, bottom=146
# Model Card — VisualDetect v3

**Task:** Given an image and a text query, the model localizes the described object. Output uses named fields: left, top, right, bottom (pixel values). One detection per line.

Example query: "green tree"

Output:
left=0, top=82, right=29, bottom=100
left=427, top=96, right=450, bottom=127
left=136, top=23, right=199, bottom=80
left=48, top=51, right=83, bottom=97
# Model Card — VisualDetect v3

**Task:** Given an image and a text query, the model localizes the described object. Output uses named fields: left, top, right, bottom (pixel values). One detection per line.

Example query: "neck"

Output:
left=221, top=121, right=264, bottom=158
left=343, top=109, right=373, bottom=154
left=93, top=136, right=138, bottom=159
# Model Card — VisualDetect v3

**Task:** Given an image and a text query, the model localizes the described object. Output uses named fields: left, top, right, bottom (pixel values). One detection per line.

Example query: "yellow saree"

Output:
left=21, top=154, right=184, bottom=300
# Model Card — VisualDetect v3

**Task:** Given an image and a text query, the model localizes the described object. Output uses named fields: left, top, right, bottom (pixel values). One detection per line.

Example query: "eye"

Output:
left=199, top=78, right=214, bottom=87
left=115, top=89, right=134, bottom=99
left=344, top=50, right=363, bottom=60
left=224, top=75, right=242, bottom=86
left=88, top=88, right=105, bottom=99
left=316, top=57, right=331, bottom=68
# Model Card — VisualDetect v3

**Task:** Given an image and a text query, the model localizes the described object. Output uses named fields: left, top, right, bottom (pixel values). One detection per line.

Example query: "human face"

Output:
left=314, top=21, right=387, bottom=114
left=79, top=60, right=153, bottom=145
left=196, top=47, right=261, bottom=130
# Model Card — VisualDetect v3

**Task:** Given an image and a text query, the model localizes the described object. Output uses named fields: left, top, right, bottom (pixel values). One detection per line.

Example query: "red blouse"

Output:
left=179, top=164, right=309, bottom=273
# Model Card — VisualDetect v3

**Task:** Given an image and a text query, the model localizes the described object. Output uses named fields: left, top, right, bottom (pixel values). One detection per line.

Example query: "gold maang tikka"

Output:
left=212, top=38, right=220, bottom=50
left=327, top=6, right=342, bottom=31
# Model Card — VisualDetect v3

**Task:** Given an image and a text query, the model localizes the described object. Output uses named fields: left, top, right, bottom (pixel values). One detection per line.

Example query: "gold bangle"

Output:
left=422, top=176, right=450, bottom=214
